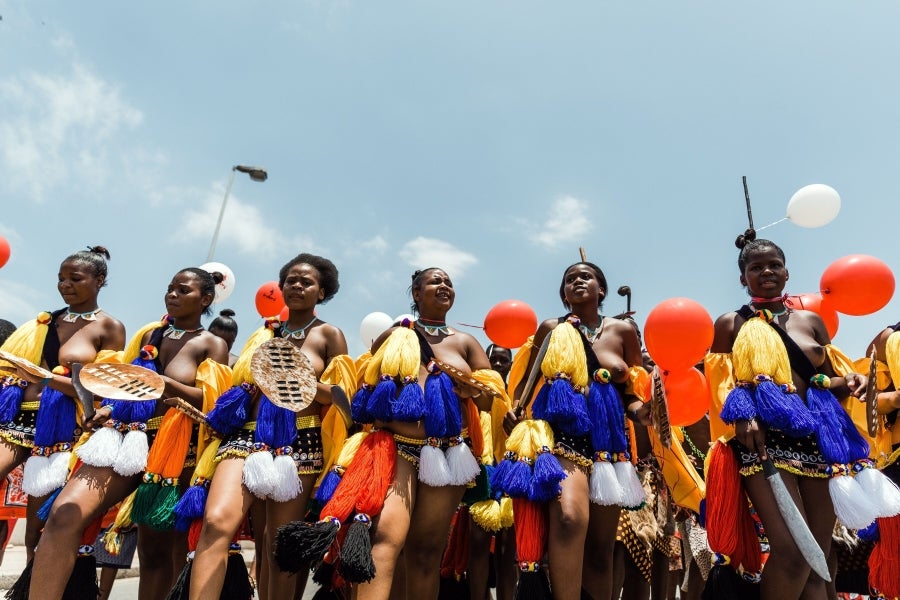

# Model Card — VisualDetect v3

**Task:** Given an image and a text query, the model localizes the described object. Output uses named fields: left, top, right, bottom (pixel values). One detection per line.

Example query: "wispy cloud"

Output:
left=173, top=185, right=309, bottom=260
left=398, top=237, right=478, bottom=278
left=0, top=63, right=143, bottom=202
left=0, top=280, right=43, bottom=326
left=529, top=195, right=592, bottom=248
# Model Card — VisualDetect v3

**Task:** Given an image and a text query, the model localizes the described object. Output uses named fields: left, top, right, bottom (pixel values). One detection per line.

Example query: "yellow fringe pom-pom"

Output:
left=505, top=419, right=555, bottom=461
left=499, top=495, right=514, bottom=528
left=364, top=327, right=419, bottom=385
left=541, top=321, right=589, bottom=388
left=231, top=326, right=276, bottom=385
left=335, top=431, right=369, bottom=466
left=732, top=316, right=792, bottom=385
left=102, top=491, right=137, bottom=554
left=191, top=438, right=222, bottom=483
left=469, top=499, right=502, bottom=532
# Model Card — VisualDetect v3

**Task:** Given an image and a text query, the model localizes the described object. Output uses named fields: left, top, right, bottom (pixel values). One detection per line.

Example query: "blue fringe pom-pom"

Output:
left=37, top=486, right=62, bottom=521
left=366, top=378, right=397, bottom=422
left=314, top=470, right=342, bottom=505
left=0, top=383, right=24, bottom=424
left=806, top=387, right=851, bottom=463
left=172, top=484, right=208, bottom=530
left=528, top=452, right=566, bottom=502
left=483, top=464, right=496, bottom=499
left=533, top=379, right=591, bottom=436
left=585, top=382, right=613, bottom=452
left=755, top=380, right=814, bottom=436
left=351, top=386, right=373, bottom=423
left=489, top=459, right=513, bottom=496
left=34, top=387, right=76, bottom=446
left=858, top=520, right=879, bottom=542
left=391, top=380, right=425, bottom=421
left=720, top=385, right=758, bottom=424
left=256, top=396, right=297, bottom=448
left=436, top=372, right=462, bottom=437
left=131, top=355, right=157, bottom=371
left=206, top=386, right=252, bottom=436
left=423, top=374, right=451, bottom=438
left=698, top=499, right=706, bottom=529
left=607, top=401, right=629, bottom=454
left=807, top=387, right=870, bottom=463
left=111, top=399, right=156, bottom=423
left=530, top=385, right=550, bottom=423
left=501, top=460, right=533, bottom=499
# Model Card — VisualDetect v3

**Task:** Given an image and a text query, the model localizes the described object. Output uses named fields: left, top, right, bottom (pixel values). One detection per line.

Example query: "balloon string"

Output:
left=755, top=217, right=788, bottom=232
left=456, top=322, right=485, bottom=330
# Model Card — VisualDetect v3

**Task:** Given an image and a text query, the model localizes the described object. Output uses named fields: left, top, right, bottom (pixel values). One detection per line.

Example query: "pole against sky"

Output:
left=207, top=165, right=268, bottom=262
left=2, top=2, right=900, bottom=360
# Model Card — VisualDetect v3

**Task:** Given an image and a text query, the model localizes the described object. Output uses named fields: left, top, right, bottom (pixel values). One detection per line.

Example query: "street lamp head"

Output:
left=233, top=165, right=268, bottom=182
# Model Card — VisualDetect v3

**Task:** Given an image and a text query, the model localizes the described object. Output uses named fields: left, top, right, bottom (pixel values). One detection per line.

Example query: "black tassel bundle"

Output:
left=62, top=552, right=100, bottom=600
left=337, top=514, right=375, bottom=583
left=701, top=565, right=760, bottom=600
left=514, top=569, right=552, bottom=600
left=4, top=558, right=33, bottom=600
left=275, top=517, right=341, bottom=573
left=221, top=545, right=254, bottom=600
left=164, top=555, right=193, bottom=600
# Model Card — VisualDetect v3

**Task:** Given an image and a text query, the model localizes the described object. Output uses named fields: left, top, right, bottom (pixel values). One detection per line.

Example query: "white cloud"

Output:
left=0, top=63, right=143, bottom=202
left=362, top=235, right=388, bottom=253
left=0, top=280, right=43, bottom=326
left=529, top=195, right=593, bottom=248
left=173, top=185, right=305, bottom=260
left=398, top=237, right=478, bottom=278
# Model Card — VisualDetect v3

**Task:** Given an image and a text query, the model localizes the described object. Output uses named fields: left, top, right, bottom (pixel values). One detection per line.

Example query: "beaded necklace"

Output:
left=62, top=308, right=102, bottom=323
left=679, top=427, right=707, bottom=461
left=416, top=318, right=453, bottom=336
left=281, top=316, right=318, bottom=340
left=163, top=325, right=204, bottom=340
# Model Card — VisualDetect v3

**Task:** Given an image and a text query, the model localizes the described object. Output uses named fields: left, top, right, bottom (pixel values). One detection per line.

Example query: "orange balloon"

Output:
left=255, top=281, right=284, bottom=318
left=663, top=368, right=709, bottom=427
left=792, top=293, right=839, bottom=339
left=0, top=236, right=8, bottom=269
left=483, top=300, right=537, bottom=349
left=278, top=305, right=290, bottom=323
left=644, top=298, right=713, bottom=372
left=821, top=255, right=895, bottom=316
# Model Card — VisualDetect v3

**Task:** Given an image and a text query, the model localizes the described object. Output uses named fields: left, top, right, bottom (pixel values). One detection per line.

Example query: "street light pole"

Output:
left=207, top=165, right=268, bottom=262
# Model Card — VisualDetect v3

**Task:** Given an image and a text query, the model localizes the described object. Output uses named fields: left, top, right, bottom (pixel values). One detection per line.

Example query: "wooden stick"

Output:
left=579, top=247, right=587, bottom=262
left=167, top=397, right=208, bottom=425
left=742, top=175, right=754, bottom=230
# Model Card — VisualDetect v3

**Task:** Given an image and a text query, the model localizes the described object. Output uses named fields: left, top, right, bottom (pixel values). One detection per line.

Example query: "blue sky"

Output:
left=2, top=1, right=900, bottom=362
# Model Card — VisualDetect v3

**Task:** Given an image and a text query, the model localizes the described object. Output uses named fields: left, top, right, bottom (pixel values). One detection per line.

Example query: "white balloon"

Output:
left=199, top=261, right=236, bottom=303
left=394, top=313, right=415, bottom=326
left=360, top=312, right=394, bottom=349
left=786, top=184, right=841, bottom=228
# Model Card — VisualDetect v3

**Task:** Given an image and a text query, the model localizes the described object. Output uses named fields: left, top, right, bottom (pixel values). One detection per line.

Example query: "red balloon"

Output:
left=792, top=293, right=839, bottom=339
left=820, top=254, right=895, bottom=316
left=278, top=305, right=289, bottom=323
left=663, top=368, right=709, bottom=427
left=255, top=282, right=284, bottom=318
left=484, top=300, right=537, bottom=349
left=0, top=236, right=9, bottom=269
left=644, top=298, right=713, bottom=372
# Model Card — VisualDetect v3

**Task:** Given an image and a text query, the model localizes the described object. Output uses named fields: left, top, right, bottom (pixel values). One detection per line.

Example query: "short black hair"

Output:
left=64, top=245, right=111, bottom=287
left=559, top=262, right=607, bottom=309
left=0, top=319, right=15, bottom=347
left=209, top=308, right=238, bottom=336
left=278, top=253, right=340, bottom=304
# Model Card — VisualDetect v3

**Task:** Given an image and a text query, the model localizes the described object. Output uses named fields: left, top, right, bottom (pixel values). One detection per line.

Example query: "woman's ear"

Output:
left=739, top=274, right=747, bottom=287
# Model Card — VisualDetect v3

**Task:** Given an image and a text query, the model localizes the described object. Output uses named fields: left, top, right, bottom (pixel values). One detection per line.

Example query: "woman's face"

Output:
left=562, top=264, right=604, bottom=307
left=414, top=269, right=455, bottom=315
left=57, top=260, right=103, bottom=308
left=740, top=246, right=789, bottom=299
left=281, top=264, right=324, bottom=311
left=165, top=271, right=211, bottom=319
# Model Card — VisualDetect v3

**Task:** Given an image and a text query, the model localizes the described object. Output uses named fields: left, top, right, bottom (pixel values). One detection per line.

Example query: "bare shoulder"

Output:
left=318, top=321, right=349, bottom=354
left=710, top=311, right=741, bottom=353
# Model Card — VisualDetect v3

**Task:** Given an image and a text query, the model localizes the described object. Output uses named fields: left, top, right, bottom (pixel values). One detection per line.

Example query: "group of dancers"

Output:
left=1, top=233, right=900, bottom=600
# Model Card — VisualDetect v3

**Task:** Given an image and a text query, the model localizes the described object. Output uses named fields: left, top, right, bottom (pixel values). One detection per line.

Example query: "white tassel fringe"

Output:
left=830, top=475, right=879, bottom=530
left=268, top=454, right=302, bottom=502
left=243, top=450, right=277, bottom=499
left=445, top=444, right=480, bottom=486
left=113, top=430, right=149, bottom=477
left=590, top=460, right=622, bottom=506
left=419, top=444, right=452, bottom=487
left=614, top=460, right=646, bottom=509
left=855, top=467, right=900, bottom=519
left=76, top=427, right=122, bottom=467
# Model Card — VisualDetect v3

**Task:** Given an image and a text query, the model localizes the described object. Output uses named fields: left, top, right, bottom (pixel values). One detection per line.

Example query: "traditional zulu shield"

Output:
left=0, top=350, right=53, bottom=381
left=651, top=366, right=672, bottom=448
left=250, top=338, right=317, bottom=412
left=866, top=347, right=879, bottom=437
left=79, top=363, right=164, bottom=401
left=433, top=359, right=499, bottom=398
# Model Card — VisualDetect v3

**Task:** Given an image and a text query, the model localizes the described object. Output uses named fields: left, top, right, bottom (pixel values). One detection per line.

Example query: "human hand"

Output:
left=844, top=373, right=867, bottom=398
left=502, top=409, right=520, bottom=435
left=85, top=405, right=113, bottom=430
left=627, top=401, right=651, bottom=427
left=735, top=417, right=767, bottom=461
